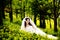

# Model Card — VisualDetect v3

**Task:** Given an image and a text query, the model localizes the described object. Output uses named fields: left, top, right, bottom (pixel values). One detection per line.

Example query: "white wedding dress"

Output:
left=21, top=17, right=58, bottom=40
left=25, top=26, right=47, bottom=37
left=21, top=25, right=58, bottom=40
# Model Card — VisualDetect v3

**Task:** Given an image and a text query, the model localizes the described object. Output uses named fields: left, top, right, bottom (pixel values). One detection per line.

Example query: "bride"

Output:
left=21, top=17, right=58, bottom=40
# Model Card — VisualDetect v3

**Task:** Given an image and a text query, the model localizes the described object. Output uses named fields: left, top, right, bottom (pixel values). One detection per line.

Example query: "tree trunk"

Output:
left=34, top=14, right=36, bottom=24
left=9, top=0, right=13, bottom=22
left=43, top=17, right=46, bottom=28
left=40, top=14, right=46, bottom=28
left=0, top=0, right=3, bottom=26
left=54, top=16, right=57, bottom=32
left=50, top=19, right=51, bottom=28
left=40, top=15, right=43, bottom=28
left=0, top=10, right=3, bottom=26
left=2, top=1, right=5, bottom=19
left=9, top=11, right=13, bottom=22
left=2, top=11, right=5, bottom=19
left=53, top=0, right=58, bottom=32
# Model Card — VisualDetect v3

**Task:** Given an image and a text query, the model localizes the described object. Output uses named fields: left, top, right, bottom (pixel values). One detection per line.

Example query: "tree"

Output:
left=53, top=0, right=58, bottom=32
left=0, top=0, right=3, bottom=26
left=38, top=1, right=48, bottom=28
left=31, top=0, right=39, bottom=24
left=9, top=0, right=13, bottom=22
left=0, top=11, right=3, bottom=26
left=2, top=0, right=5, bottom=19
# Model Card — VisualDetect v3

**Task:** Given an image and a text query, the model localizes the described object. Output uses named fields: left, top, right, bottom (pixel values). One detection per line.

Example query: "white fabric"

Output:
left=21, top=17, right=58, bottom=40
left=25, top=26, right=46, bottom=37
left=25, top=26, right=35, bottom=33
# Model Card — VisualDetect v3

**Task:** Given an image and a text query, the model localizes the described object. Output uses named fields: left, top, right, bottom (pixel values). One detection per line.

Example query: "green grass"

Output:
left=0, top=21, right=48, bottom=40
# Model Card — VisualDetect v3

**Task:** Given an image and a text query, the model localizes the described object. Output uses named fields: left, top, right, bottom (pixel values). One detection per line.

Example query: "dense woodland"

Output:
left=0, top=0, right=60, bottom=40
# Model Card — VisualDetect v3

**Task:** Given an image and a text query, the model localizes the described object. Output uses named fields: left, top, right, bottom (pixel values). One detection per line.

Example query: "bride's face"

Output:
left=26, top=19, right=30, bottom=24
left=25, top=18, right=32, bottom=26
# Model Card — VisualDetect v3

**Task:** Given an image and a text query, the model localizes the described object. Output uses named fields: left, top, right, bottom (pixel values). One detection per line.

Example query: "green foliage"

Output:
left=1, top=20, right=59, bottom=40
left=0, top=27, right=49, bottom=40
left=1, top=0, right=60, bottom=40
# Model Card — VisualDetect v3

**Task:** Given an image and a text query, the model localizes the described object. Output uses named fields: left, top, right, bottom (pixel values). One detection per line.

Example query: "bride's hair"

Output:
left=24, top=18, right=32, bottom=27
left=21, top=17, right=37, bottom=30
